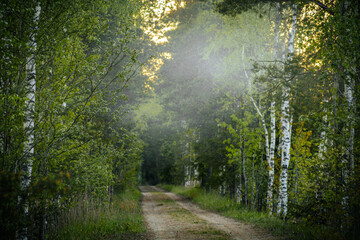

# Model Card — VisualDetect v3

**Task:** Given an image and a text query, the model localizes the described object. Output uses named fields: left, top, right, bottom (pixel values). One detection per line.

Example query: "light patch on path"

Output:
left=140, top=186, right=276, bottom=240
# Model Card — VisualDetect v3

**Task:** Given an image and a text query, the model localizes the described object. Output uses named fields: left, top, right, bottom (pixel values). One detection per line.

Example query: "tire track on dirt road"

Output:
left=140, top=186, right=276, bottom=240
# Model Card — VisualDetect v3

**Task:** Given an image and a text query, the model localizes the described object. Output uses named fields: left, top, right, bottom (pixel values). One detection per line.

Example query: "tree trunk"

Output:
left=251, top=154, right=256, bottom=210
left=318, top=89, right=328, bottom=160
left=236, top=170, right=242, bottom=203
left=341, top=1, right=355, bottom=222
left=241, top=137, right=247, bottom=207
left=345, top=73, right=354, bottom=173
left=278, top=3, right=297, bottom=217
left=268, top=3, right=281, bottom=214
left=17, top=4, right=41, bottom=240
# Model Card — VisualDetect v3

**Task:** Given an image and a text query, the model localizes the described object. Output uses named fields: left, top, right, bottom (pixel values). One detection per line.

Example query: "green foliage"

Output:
left=216, top=0, right=283, bottom=17
left=0, top=0, right=146, bottom=238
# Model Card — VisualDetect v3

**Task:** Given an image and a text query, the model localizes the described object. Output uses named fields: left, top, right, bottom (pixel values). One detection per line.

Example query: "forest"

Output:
left=1, top=0, right=359, bottom=239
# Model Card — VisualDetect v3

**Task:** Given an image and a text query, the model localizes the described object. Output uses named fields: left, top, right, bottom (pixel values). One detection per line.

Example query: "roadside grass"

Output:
left=160, top=185, right=335, bottom=240
left=50, top=188, right=146, bottom=240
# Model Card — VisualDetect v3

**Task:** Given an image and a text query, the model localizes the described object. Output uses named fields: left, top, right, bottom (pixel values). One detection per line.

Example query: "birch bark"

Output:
left=318, top=94, right=328, bottom=160
left=278, top=3, right=297, bottom=217
left=340, top=1, right=355, bottom=221
left=241, top=138, right=248, bottom=207
left=18, top=4, right=41, bottom=240
left=343, top=0, right=355, bottom=174
left=268, top=3, right=281, bottom=214
left=345, top=78, right=354, bottom=173
left=243, top=42, right=273, bottom=211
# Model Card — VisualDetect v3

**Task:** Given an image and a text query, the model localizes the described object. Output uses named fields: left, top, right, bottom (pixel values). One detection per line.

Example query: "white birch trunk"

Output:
left=268, top=100, right=275, bottom=210
left=185, top=165, right=191, bottom=187
left=247, top=62, right=275, bottom=212
left=221, top=165, right=226, bottom=195
left=220, top=165, right=226, bottom=195
left=278, top=3, right=297, bottom=217
left=193, top=163, right=199, bottom=186
left=345, top=74, right=354, bottom=173
left=236, top=172, right=242, bottom=203
left=318, top=123, right=327, bottom=159
left=341, top=2, right=354, bottom=219
left=250, top=96, right=270, bottom=173
left=318, top=96, right=328, bottom=160
left=18, top=4, right=41, bottom=240
left=267, top=3, right=281, bottom=214
left=242, top=45, right=259, bottom=208
left=244, top=42, right=274, bottom=209
left=341, top=74, right=354, bottom=215
left=251, top=154, right=256, bottom=209
left=242, top=141, right=248, bottom=207
left=277, top=8, right=288, bottom=163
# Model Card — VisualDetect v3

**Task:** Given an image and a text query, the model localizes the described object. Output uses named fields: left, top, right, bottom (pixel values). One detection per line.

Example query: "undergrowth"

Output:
left=160, top=184, right=337, bottom=240
left=50, top=188, right=146, bottom=240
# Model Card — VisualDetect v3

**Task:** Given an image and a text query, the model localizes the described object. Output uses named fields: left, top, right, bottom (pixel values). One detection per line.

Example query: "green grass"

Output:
left=159, top=185, right=336, bottom=240
left=50, top=188, right=146, bottom=240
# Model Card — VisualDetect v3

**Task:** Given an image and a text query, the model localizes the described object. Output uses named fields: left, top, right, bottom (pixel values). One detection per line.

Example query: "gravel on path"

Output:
left=140, top=185, right=276, bottom=240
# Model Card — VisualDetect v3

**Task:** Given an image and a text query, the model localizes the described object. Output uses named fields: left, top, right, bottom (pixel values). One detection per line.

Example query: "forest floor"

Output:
left=140, top=185, right=276, bottom=240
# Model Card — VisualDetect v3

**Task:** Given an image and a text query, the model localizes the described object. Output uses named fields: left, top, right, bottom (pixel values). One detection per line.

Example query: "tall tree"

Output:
left=278, top=3, right=297, bottom=217
left=18, top=4, right=41, bottom=239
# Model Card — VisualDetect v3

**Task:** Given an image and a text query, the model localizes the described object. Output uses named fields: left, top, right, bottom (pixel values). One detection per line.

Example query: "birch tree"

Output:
left=268, top=2, right=281, bottom=214
left=17, top=4, right=41, bottom=240
left=278, top=3, right=297, bottom=217
left=342, top=0, right=356, bottom=177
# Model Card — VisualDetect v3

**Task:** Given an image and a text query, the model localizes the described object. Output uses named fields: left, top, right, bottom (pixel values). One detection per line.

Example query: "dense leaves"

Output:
left=1, top=0, right=145, bottom=238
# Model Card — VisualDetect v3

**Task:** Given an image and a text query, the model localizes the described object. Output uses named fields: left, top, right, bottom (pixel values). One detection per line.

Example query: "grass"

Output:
left=50, top=188, right=146, bottom=240
left=186, top=226, right=230, bottom=239
left=159, top=184, right=337, bottom=240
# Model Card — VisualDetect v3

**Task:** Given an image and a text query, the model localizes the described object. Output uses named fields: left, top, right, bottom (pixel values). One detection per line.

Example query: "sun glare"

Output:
left=140, top=1, right=185, bottom=90
left=296, top=2, right=329, bottom=69
left=140, top=0, right=186, bottom=45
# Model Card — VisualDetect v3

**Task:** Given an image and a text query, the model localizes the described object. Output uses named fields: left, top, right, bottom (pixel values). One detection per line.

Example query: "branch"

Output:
left=309, top=0, right=334, bottom=15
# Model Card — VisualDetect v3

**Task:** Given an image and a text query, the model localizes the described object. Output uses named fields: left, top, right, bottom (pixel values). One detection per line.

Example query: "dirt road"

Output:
left=140, top=185, right=276, bottom=240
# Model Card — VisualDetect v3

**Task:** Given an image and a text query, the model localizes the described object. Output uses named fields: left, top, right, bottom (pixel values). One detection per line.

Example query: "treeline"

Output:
left=141, top=0, right=360, bottom=238
left=0, top=0, right=147, bottom=238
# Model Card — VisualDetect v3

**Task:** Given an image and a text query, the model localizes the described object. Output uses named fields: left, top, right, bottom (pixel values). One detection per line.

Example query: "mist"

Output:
left=138, top=0, right=273, bottom=184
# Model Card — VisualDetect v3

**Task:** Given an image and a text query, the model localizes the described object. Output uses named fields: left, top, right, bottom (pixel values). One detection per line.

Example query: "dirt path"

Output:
left=140, top=186, right=276, bottom=240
